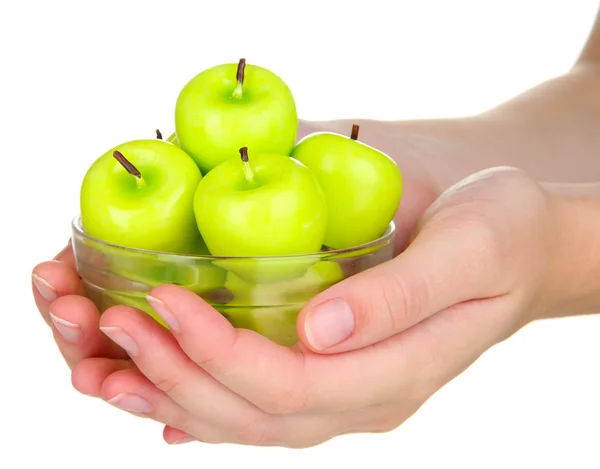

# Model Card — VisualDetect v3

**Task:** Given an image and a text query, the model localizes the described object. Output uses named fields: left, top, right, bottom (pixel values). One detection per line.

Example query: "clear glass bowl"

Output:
left=71, top=217, right=395, bottom=346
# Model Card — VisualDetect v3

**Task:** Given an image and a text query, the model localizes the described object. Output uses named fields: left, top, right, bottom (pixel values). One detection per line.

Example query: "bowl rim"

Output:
left=71, top=216, right=396, bottom=260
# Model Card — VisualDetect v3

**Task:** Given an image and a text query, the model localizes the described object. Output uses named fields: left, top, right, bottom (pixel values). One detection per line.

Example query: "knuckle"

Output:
left=193, top=353, right=219, bottom=368
left=368, top=268, right=424, bottom=333
left=189, top=330, right=238, bottom=372
left=386, top=273, right=418, bottom=331
left=154, top=376, right=182, bottom=396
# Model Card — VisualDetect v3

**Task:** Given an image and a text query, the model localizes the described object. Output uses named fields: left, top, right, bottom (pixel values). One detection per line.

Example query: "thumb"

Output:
left=296, top=219, right=507, bottom=353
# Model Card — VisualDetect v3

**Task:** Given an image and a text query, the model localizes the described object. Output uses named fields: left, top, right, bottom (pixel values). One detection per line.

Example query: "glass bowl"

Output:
left=71, top=217, right=396, bottom=346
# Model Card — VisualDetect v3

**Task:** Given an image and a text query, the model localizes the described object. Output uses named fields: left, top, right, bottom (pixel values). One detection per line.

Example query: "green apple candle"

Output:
left=194, top=147, right=327, bottom=256
left=175, top=58, right=298, bottom=173
left=80, top=139, right=203, bottom=253
left=291, top=124, right=403, bottom=249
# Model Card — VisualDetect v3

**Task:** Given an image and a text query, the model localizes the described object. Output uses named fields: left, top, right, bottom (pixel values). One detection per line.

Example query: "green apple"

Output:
left=214, top=255, right=323, bottom=285
left=194, top=147, right=327, bottom=256
left=175, top=58, right=298, bottom=173
left=109, top=252, right=228, bottom=294
left=80, top=139, right=202, bottom=254
left=221, top=260, right=344, bottom=345
left=225, top=260, right=344, bottom=306
left=291, top=124, right=403, bottom=249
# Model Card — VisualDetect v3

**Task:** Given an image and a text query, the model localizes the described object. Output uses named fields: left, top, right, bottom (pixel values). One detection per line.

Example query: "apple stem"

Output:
left=113, top=150, right=145, bottom=187
left=350, top=124, right=360, bottom=140
left=239, top=147, right=254, bottom=183
left=232, top=58, right=246, bottom=99
left=156, top=129, right=163, bottom=140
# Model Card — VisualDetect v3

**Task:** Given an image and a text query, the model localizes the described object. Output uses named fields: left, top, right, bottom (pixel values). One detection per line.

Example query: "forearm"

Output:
left=542, top=182, right=600, bottom=319
left=459, top=63, right=600, bottom=183
left=307, top=64, right=600, bottom=190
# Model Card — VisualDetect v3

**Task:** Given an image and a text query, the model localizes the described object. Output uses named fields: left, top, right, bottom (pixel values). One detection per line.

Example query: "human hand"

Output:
left=82, top=166, right=566, bottom=447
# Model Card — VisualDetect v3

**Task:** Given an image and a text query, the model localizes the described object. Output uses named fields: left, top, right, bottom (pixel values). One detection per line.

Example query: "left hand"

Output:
left=72, top=167, right=564, bottom=447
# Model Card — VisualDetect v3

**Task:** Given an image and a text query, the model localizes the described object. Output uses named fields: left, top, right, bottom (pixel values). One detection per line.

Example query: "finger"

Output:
left=54, top=240, right=76, bottom=267
left=145, top=285, right=309, bottom=414
left=98, top=300, right=406, bottom=447
left=163, top=426, right=197, bottom=445
left=296, top=208, right=510, bottom=353
left=104, top=365, right=340, bottom=448
left=32, top=258, right=83, bottom=326
left=49, top=295, right=129, bottom=367
left=143, top=285, right=433, bottom=417
left=99, top=368, right=227, bottom=442
left=71, top=357, right=134, bottom=397
left=289, top=297, right=511, bottom=414
left=98, top=304, right=277, bottom=434
left=124, top=274, right=511, bottom=421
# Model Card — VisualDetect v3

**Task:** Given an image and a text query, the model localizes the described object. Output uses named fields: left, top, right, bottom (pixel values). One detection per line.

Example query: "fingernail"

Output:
left=305, top=298, right=355, bottom=350
left=146, top=295, right=179, bottom=333
left=100, top=326, right=139, bottom=357
left=32, top=273, right=57, bottom=302
left=49, top=312, right=82, bottom=343
left=171, top=436, right=196, bottom=445
left=107, top=393, right=153, bottom=414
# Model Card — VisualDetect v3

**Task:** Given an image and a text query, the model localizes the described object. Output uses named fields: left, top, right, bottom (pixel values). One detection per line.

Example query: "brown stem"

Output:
left=113, top=150, right=142, bottom=178
left=239, top=146, right=249, bottom=162
left=156, top=129, right=163, bottom=140
left=239, top=146, right=253, bottom=182
left=350, top=124, right=360, bottom=140
left=237, top=58, right=246, bottom=86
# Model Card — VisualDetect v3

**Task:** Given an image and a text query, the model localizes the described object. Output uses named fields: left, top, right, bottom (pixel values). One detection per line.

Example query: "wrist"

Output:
left=539, top=183, right=600, bottom=319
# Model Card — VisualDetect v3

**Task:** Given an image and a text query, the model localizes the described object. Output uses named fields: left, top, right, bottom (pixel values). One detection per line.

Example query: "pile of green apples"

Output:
left=79, top=59, right=403, bottom=340
left=81, top=58, right=403, bottom=257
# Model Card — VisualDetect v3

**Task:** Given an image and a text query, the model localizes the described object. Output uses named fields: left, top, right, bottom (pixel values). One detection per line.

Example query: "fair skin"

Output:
left=33, top=10, right=600, bottom=447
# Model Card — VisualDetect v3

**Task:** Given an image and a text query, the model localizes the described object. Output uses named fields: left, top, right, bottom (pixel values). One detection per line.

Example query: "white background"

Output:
left=2, top=0, right=600, bottom=467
